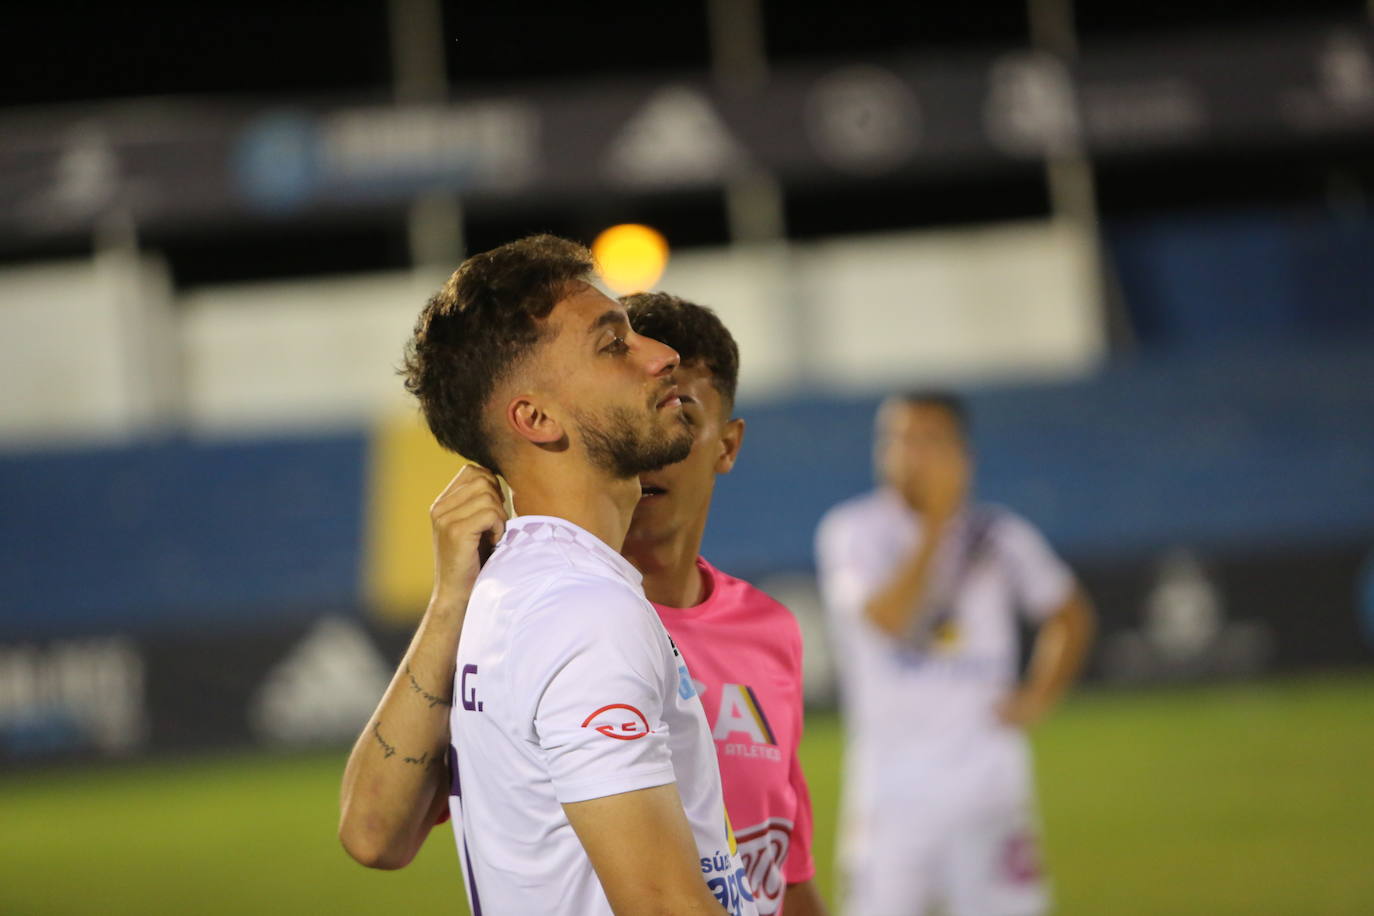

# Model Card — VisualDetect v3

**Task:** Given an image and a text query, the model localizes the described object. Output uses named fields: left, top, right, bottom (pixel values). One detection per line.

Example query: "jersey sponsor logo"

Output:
left=677, top=663, right=697, bottom=699
left=734, top=817, right=794, bottom=915
left=580, top=703, right=652, bottom=740
left=668, top=635, right=698, bottom=699
left=699, top=848, right=756, bottom=916
left=723, top=742, right=782, bottom=761
left=712, top=683, right=777, bottom=746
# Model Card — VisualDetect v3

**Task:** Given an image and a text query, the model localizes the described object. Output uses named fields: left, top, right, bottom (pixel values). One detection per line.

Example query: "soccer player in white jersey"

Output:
left=339, top=292, right=820, bottom=914
left=346, top=235, right=755, bottom=915
left=814, top=392, right=1095, bottom=916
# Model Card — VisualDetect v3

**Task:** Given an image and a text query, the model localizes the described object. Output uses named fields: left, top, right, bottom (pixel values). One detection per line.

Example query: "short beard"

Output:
left=574, top=405, right=691, bottom=479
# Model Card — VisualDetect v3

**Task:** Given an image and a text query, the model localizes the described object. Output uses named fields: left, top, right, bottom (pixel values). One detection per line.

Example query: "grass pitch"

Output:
left=2, top=672, right=1371, bottom=915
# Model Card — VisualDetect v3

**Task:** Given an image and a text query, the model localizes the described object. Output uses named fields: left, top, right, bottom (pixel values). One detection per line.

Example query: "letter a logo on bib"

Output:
left=711, top=684, right=776, bottom=745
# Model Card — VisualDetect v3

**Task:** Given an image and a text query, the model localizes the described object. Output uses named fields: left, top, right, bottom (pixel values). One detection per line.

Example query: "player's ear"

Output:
left=506, top=393, right=565, bottom=447
left=715, top=417, right=745, bottom=474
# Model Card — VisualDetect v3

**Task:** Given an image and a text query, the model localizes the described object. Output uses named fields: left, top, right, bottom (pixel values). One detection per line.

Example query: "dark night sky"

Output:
left=3, top=1, right=1362, bottom=106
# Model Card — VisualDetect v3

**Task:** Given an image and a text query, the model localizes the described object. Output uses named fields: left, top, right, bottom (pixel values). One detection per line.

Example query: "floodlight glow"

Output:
left=592, top=224, right=669, bottom=295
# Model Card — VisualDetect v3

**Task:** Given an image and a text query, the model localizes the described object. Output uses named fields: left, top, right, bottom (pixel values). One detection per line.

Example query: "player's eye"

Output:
left=602, top=335, right=629, bottom=355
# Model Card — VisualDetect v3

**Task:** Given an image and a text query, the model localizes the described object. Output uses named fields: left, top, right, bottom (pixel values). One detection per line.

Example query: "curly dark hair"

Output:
left=401, top=234, right=595, bottom=474
left=621, top=292, right=740, bottom=413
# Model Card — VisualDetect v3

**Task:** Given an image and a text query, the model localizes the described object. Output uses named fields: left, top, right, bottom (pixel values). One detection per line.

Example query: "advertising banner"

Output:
left=2, top=22, right=1372, bottom=245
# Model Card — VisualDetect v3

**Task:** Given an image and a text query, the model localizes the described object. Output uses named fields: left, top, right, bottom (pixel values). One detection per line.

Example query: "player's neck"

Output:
left=623, top=512, right=710, bottom=608
left=506, top=465, right=641, bottom=553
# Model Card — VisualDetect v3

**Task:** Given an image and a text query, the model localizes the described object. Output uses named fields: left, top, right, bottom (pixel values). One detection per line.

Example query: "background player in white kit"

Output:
left=815, top=392, right=1095, bottom=916
left=388, top=235, right=755, bottom=915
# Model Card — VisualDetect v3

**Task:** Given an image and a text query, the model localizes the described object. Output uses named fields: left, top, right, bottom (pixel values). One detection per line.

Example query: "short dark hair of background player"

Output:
left=622, top=292, right=740, bottom=414
left=893, top=389, right=970, bottom=442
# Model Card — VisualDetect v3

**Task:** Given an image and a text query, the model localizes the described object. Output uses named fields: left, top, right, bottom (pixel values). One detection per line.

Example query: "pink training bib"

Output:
left=653, top=557, right=816, bottom=916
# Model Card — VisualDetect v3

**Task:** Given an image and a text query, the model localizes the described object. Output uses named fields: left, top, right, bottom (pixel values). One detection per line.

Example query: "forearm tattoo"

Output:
left=405, top=664, right=453, bottom=708
left=372, top=721, right=446, bottom=768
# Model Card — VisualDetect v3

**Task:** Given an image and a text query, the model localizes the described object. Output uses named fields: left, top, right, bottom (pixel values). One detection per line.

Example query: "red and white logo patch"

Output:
left=734, top=817, right=793, bottom=914
left=580, top=703, right=652, bottom=740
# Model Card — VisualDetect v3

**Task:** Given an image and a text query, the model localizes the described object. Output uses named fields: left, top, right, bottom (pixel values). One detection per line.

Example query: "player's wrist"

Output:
left=1017, top=690, right=1055, bottom=721
left=425, top=587, right=471, bottom=622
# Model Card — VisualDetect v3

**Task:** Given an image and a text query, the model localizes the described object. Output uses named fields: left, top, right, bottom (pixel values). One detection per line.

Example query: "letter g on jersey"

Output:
left=580, top=703, right=652, bottom=740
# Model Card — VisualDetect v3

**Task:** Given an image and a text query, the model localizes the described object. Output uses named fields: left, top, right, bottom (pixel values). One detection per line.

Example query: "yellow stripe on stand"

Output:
left=364, top=412, right=513, bottom=625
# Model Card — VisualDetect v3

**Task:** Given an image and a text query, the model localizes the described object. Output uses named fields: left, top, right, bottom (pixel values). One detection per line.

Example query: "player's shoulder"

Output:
left=823, top=488, right=888, bottom=521
left=972, top=503, right=1065, bottom=567
left=817, top=488, right=892, bottom=543
left=702, top=559, right=804, bottom=650
left=481, top=520, right=649, bottom=622
left=973, top=502, right=1043, bottom=542
left=476, top=531, right=577, bottom=601
left=707, top=561, right=794, bottom=621
left=495, top=567, right=663, bottom=676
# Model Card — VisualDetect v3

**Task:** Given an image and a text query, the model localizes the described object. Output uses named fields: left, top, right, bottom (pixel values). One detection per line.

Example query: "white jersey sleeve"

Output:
left=992, top=512, right=1074, bottom=622
left=515, top=577, right=678, bottom=805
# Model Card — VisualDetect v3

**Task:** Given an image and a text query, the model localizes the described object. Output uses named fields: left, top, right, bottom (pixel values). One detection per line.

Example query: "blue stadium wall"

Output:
left=3, top=340, right=1372, bottom=636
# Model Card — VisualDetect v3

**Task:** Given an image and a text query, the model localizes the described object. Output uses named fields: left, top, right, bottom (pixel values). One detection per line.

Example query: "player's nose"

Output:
left=639, top=333, right=680, bottom=378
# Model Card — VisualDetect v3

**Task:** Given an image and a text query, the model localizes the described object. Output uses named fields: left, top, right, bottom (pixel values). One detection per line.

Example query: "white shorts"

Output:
left=841, top=796, right=1049, bottom=916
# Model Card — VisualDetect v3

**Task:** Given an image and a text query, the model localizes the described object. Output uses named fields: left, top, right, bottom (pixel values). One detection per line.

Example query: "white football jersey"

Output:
left=449, top=515, right=757, bottom=916
left=815, top=490, right=1073, bottom=814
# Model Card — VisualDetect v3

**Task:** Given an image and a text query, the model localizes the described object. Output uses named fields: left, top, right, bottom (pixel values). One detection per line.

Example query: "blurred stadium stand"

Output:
left=2, top=1, right=1373, bottom=763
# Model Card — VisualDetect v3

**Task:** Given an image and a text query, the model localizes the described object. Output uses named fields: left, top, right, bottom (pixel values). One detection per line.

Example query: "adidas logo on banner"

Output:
left=250, top=616, right=392, bottom=747
left=604, top=86, right=745, bottom=188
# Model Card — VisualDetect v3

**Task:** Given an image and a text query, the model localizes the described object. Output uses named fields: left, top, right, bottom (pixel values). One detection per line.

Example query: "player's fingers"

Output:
left=438, top=504, right=507, bottom=544
left=484, top=505, right=507, bottom=539
left=433, top=481, right=505, bottom=517
left=433, top=492, right=507, bottom=533
left=430, top=468, right=502, bottom=517
left=438, top=464, right=499, bottom=499
left=473, top=505, right=506, bottom=541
